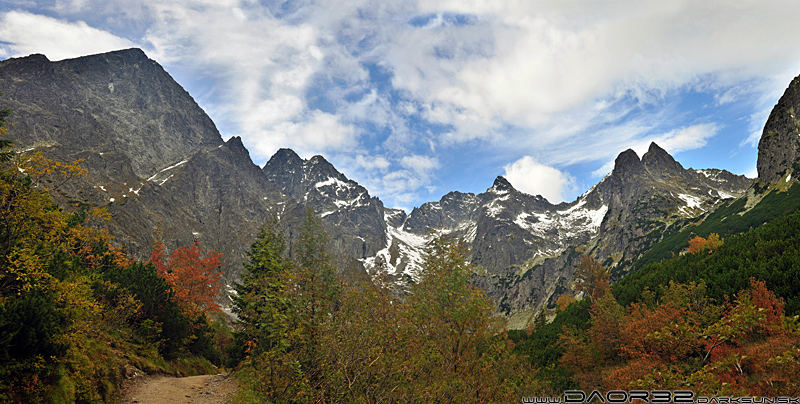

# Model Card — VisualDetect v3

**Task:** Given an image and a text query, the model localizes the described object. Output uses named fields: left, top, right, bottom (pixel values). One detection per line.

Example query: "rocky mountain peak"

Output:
left=0, top=48, right=223, bottom=179
left=489, top=176, right=515, bottom=193
left=108, top=47, right=149, bottom=60
left=307, top=155, right=344, bottom=181
left=262, top=148, right=387, bottom=260
left=23, top=53, right=49, bottom=62
left=611, top=148, right=645, bottom=180
left=3, top=53, right=49, bottom=66
left=757, top=74, right=800, bottom=184
left=224, top=136, right=250, bottom=157
left=265, top=148, right=303, bottom=170
left=642, top=142, right=684, bottom=175
left=0, top=53, right=55, bottom=80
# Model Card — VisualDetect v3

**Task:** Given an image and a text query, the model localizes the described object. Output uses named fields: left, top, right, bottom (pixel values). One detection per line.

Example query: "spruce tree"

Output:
left=231, top=216, right=291, bottom=358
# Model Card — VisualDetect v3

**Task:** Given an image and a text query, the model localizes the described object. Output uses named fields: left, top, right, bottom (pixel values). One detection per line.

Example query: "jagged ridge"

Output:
left=0, top=48, right=772, bottom=328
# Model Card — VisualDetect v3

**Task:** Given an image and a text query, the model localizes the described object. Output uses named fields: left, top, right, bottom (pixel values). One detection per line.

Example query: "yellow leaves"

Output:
left=6, top=247, right=53, bottom=292
left=21, top=151, right=87, bottom=192
left=93, top=280, right=142, bottom=328
left=53, top=276, right=103, bottom=330
left=88, top=206, right=110, bottom=221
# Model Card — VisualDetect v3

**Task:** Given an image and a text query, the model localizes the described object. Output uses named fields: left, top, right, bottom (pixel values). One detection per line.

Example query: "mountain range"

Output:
left=1, top=48, right=795, bottom=327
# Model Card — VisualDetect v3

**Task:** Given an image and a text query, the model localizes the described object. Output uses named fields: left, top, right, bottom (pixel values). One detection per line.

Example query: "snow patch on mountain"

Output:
left=460, top=222, right=478, bottom=244
left=315, top=177, right=353, bottom=190
left=363, top=212, right=429, bottom=280
left=512, top=200, right=607, bottom=239
left=678, top=193, right=702, bottom=209
left=147, top=159, right=187, bottom=181
left=333, top=193, right=368, bottom=209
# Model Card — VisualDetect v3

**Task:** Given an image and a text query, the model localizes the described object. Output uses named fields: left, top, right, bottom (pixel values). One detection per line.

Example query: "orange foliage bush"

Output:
left=688, top=233, right=723, bottom=254
left=556, top=293, right=577, bottom=310
left=150, top=241, right=224, bottom=318
left=560, top=278, right=800, bottom=395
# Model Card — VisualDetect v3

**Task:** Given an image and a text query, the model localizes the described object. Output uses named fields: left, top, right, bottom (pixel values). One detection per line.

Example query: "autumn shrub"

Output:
left=557, top=274, right=800, bottom=395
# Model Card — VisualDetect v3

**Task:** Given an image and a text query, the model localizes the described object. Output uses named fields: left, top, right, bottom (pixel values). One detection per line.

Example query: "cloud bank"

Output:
left=1, top=1, right=799, bottom=208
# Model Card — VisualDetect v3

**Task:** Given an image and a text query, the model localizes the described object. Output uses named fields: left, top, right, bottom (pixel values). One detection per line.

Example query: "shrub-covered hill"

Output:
left=625, top=181, right=800, bottom=276
left=615, top=186, right=800, bottom=314
left=0, top=119, right=229, bottom=402
left=512, top=185, right=800, bottom=393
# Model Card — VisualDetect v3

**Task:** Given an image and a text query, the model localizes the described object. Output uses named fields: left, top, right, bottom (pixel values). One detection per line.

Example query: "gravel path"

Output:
left=120, top=373, right=237, bottom=404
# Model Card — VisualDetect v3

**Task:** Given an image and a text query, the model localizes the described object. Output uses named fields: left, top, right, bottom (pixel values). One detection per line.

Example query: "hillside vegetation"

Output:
left=513, top=185, right=800, bottom=394
left=229, top=212, right=538, bottom=403
left=4, top=95, right=800, bottom=401
left=229, top=182, right=800, bottom=400
left=0, top=111, right=230, bottom=403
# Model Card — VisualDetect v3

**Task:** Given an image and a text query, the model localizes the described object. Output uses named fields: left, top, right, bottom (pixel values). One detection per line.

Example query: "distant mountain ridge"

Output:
left=263, top=148, right=387, bottom=261
left=369, top=141, right=752, bottom=326
left=3, top=48, right=796, bottom=327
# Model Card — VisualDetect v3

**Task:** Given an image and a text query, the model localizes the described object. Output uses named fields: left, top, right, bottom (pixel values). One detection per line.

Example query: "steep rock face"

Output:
left=375, top=173, right=607, bottom=280
left=403, top=191, right=480, bottom=234
left=587, top=142, right=749, bottom=276
left=493, top=143, right=751, bottom=322
left=470, top=177, right=576, bottom=273
left=263, top=149, right=387, bottom=260
left=262, top=148, right=305, bottom=200
left=758, top=74, right=800, bottom=184
left=0, top=49, right=222, bottom=178
left=108, top=137, right=300, bottom=280
left=0, top=50, right=303, bottom=284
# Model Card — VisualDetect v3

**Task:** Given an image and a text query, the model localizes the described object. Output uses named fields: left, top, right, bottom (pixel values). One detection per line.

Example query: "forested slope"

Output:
left=513, top=185, right=800, bottom=394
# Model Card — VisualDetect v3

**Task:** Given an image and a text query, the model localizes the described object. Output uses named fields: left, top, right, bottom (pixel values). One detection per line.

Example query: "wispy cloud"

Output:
left=0, top=11, right=134, bottom=60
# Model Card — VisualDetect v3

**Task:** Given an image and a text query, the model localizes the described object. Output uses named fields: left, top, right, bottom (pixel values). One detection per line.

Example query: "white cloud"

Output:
left=0, top=11, right=135, bottom=61
left=383, top=1, right=800, bottom=145
left=400, top=154, right=439, bottom=176
left=249, top=110, right=356, bottom=158
left=139, top=1, right=343, bottom=159
left=334, top=152, right=440, bottom=208
left=504, top=156, right=576, bottom=203
left=4, top=0, right=800, bottom=209
left=352, top=154, right=391, bottom=172
left=652, top=123, right=721, bottom=155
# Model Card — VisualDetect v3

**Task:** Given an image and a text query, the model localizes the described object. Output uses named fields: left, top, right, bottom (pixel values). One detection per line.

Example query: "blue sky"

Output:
left=2, top=1, right=800, bottom=211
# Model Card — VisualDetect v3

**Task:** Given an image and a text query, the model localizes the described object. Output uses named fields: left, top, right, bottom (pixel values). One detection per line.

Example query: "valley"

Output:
left=2, top=47, right=800, bottom=402
left=0, top=49, right=763, bottom=327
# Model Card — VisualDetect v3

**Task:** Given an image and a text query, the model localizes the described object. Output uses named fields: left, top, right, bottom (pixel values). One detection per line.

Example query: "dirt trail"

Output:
left=120, top=373, right=237, bottom=404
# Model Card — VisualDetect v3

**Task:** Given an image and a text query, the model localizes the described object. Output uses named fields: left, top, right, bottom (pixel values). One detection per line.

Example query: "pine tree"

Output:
left=232, top=216, right=291, bottom=356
